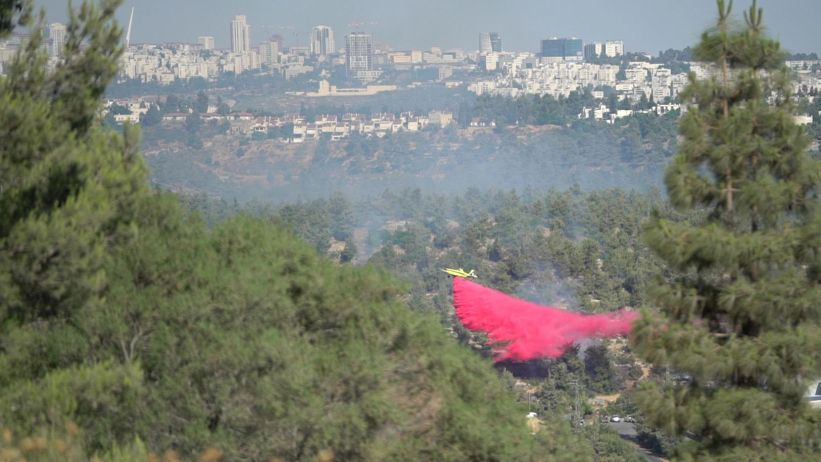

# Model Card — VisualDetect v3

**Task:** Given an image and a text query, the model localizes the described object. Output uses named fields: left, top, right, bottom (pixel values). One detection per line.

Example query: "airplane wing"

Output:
left=441, top=268, right=477, bottom=278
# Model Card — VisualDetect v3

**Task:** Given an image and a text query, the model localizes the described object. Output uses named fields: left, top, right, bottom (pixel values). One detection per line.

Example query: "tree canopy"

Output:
left=632, top=1, right=821, bottom=460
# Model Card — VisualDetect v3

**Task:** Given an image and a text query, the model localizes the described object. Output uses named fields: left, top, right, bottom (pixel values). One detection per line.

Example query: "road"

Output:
left=606, top=422, right=666, bottom=462
left=608, top=421, right=638, bottom=437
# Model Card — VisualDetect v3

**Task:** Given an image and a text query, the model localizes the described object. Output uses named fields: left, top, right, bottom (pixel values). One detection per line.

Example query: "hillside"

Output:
left=142, top=119, right=678, bottom=202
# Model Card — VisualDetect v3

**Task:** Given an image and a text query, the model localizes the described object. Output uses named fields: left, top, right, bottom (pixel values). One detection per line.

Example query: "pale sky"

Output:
left=36, top=0, right=821, bottom=54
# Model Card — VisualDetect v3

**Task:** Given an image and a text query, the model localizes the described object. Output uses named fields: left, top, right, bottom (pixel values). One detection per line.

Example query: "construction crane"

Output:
left=125, top=7, right=134, bottom=48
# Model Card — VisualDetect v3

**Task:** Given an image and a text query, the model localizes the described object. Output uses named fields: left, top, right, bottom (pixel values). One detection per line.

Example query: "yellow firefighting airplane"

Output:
left=441, top=268, right=478, bottom=278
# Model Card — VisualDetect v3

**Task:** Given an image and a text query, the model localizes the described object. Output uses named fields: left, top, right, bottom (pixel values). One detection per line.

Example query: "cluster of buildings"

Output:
left=178, top=109, right=453, bottom=141
left=110, top=14, right=474, bottom=85
left=467, top=35, right=819, bottom=113
left=264, top=111, right=454, bottom=142
left=103, top=99, right=153, bottom=124
left=119, top=15, right=317, bottom=82
left=2, top=15, right=819, bottom=129
left=469, top=33, right=694, bottom=107
left=578, top=102, right=682, bottom=124
left=0, top=22, right=67, bottom=74
left=474, top=36, right=624, bottom=72
left=103, top=93, right=456, bottom=140
left=787, top=59, right=821, bottom=95
left=469, top=57, right=689, bottom=104
left=787, top=60, right=821, bottom=127
left=95, top=14, right=375, bottom=83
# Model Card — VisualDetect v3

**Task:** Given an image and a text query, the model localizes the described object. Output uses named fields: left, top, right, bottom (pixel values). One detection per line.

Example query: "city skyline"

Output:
left=35, top=0, right=821, bottom=55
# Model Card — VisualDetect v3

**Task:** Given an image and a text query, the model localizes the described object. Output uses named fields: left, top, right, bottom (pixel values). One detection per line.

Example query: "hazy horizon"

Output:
left=36, top=0, right=821, bottom=55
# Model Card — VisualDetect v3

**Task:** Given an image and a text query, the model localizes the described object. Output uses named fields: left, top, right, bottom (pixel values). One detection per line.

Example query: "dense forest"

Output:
left=181, top=187, right=693, bottom=455
left=185, top=188, right=678, bottom=315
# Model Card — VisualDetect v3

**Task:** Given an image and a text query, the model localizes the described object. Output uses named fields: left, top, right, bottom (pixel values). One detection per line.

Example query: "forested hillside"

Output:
left=181, top=187, right=694, bottom=456
left=141, top=113, right=680, bottom=202
left=187, top=188, right=686, bottom=317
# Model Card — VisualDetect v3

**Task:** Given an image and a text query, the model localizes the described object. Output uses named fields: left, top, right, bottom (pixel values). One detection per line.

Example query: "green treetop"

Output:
left=632, top=1, right=821, bottom=460
left=0, top=0, right=145, bottom=328
left=0, top=0, right=29, bottom=38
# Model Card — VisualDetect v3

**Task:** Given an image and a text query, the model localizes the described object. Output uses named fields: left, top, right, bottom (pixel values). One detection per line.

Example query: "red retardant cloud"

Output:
left=453, top=277, right=638, bottom=362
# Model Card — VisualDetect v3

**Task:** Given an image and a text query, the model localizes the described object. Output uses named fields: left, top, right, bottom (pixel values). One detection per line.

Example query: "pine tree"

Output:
left=0, top=0, right=145, bottom=343
left=632, top=1, right=821, bottom=460
left=0, top=0, right=29, bottom=38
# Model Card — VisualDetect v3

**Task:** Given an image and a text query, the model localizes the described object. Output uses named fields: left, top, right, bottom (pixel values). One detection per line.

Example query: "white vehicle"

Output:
left=610, top=415, right=621, bottom=422
left=808, top=380, right=821, bottom=408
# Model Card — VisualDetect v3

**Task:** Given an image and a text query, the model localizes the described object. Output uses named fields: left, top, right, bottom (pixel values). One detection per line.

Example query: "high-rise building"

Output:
left=230, top=15, right=250, bottom=54
left=490, top=33, right=502, bottom=53
left=479, top=32, right=492, bottom=54
left=49, top=23, right=66, bottom=57
left=584, top=42, right=604, bottom=60
left=604, top=40, right=624, bottom=57
left=270, top=34, right=284, bottom=51
left=198, top=36, right=215, bottom=50
left=480, top=53, right=498, bottom=71
left=259, top=40, right=280, bottom=66
left=479, top=32, right=501, bottom=54
left=540, top=37, right=583, bottom=61
left=346, top=32, right=372, bottom=75
left=584, top=40, right=624, bottom=61
left=310, top=25, right=335, bottom=57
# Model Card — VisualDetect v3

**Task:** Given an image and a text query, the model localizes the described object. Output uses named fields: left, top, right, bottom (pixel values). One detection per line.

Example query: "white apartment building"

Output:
left=230, top=15, right=250, bottom=54
left=49, top=23, right=66, bottom=58
left=651, top=67, right=672, bottom=101
left=604, top=40, right=624, bottom=57
left=198, top=36, right=215, bottom=50
left=310, top=25, right=335, bottom=57
left=259, top=41, right=280, bottom=66
left=584, top=40, right=624, bottom=60
left=481, top=53, right=498, bottom=71
left=468, top=54, right=690, bottom=107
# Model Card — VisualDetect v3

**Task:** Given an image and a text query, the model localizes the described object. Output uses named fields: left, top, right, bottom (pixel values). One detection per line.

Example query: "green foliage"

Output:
left=108, top=103, right=131, bottom=115
left=470, top=91, right=598, bottom=126
left=0, top=424, right=225, bottom=461
left=584, top=345, right=621, bottom=394
left=0, top=362, right=144, bottom=451
left=583, top=426, right=645, bottom=462
left=139, top=104, right=161, bottom=126
left=340, top=188, right=671, bottom=315
left=0, top=0, right=29, bottom=38
left=632, top=1, right=821, bottom=460
left=88, top=210, right=543, bottom=460
left=0, top=0, right=145, bottom=331
left=184, top=112, right=202, bottom=134
left=194, top=90, right=209, bottom=114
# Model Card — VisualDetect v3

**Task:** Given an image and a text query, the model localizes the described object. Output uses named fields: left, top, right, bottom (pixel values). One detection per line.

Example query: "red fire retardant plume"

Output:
left=452, top=277, right=638, bottom=362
